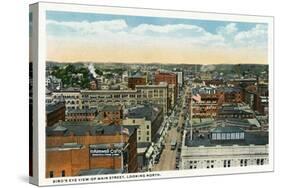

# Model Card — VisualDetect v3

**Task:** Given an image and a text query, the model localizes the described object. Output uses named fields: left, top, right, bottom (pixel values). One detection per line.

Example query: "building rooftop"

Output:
left=217, top=86, right=241, bottom=93
left=89, top=143, right=126, bottom=149
left=46, top=122, right=138, bottom=137
left=101, top=105, right=122, bottom=112
left=185, top=129, right=268, bottom=147
left=46, top=102, right=65, bottom=114
left=68, top=108, right=97, bottom=114
left=129, top=71, right=145, bottom=78
left=192, top=86, right=217, bottom=95
left=218, top=103, right=254, bottom=115
left=210, top=126, right=244, bottom=133
left=46, top=143, right=84, bottom=151
left=126, top=104, right=162, bottom=122
left=187, top=118, right=261, bottom=129
left=135, top=84, right=168, bottom=89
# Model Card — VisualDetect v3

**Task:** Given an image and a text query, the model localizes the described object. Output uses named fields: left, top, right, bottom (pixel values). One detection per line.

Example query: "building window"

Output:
left=257, top=159, right=260, bottom=165
left=147, top=131, right=149, bottom=135
left=138, top=137, right=141, bottom=141
left=224, top=160, right=231, bottom=168
left=132, top=120, right=135, bottom=123
left=212, top=133, right=217, bottom=140
left=147, top=125, right=149, bottom=129
left=147, top=137, right=149, bottom=141
left=223, top=160, right=227, bottom=168
left=50, top=171, right=54, bottom=178
left=62, top=170, right=65, bottom=177
left=261, top=159, right=264, bottom=165
left=244, top=160, right=247, bottom=167
left=226, top=133, right=231, bottom=140
left=217, top=133, right=221, bottom=140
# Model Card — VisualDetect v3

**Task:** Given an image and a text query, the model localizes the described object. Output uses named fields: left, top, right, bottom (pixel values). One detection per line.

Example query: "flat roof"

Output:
left=188, top=118, right=261, bottom=129
left=46, top=122, right=137, bottom=137
left=126, top=104, right=162, bottom=122
left=89, top=143, right=126, bottom=149
left=101, top=105, right=122, bottom=112
left=185, top=131, right=268, bottom=147
left=68, top=108, right=97, bottom=114
left=46, top=102, right=65, bottom=114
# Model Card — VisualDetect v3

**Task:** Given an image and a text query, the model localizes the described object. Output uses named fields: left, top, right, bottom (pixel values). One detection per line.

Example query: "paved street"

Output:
left=152, top=90, right=186, bottom=172
left=152, top=126, right=178, bottom=171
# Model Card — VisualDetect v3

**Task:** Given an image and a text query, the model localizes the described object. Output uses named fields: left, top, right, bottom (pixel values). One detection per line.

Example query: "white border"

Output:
left=32, top=2, right=274, bottom=186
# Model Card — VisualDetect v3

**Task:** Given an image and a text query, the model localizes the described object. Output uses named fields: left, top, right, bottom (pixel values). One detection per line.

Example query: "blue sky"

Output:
left=46, top=10, right=268, bottom=64
left=46, top=11, right=262, bottom=34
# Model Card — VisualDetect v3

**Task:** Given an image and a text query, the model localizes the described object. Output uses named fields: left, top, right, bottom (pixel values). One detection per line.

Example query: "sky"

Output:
left=46, top=11, right=268, bottom=64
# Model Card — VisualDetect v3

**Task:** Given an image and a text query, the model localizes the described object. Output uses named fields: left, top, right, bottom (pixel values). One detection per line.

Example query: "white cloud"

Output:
left=131, top=23, right=205, bottom=34
left=47, top=19, right=128, bottom=35
left=47, top=19, right=267, bottom=50
left=234, top=24, right=267, bottom=47
left=217, top=23, right=238, bottom=36
left=131, top=23, right=225, bottom=46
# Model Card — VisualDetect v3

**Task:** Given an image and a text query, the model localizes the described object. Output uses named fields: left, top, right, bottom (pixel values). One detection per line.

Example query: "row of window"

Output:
left=49, top=170, right=65, bottom=178
left=187, top=158, right=266, bottom=169
left=138, top=137, right=150, bottom=141
left=211, top=132, right=244, bottom=140
left=66, top=118, right=93, bottom=122
left=67, top=113, right=95, bottom=116
left=54, top=95, right=79, bottom=99
left=218, top=114, right=253, bottom=118
left=82, top=93, right=166, bottom=99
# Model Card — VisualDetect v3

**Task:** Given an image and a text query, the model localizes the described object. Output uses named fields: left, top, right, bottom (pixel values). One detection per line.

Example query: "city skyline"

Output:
left=47, top=11, right=268, bottom=64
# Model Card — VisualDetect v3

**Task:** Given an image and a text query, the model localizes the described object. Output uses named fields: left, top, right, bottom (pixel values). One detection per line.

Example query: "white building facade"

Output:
left=180, top=127, right=268, bottom=170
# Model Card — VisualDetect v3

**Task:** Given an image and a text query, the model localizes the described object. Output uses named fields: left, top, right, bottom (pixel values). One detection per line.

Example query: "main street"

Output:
left=152, top=87, right=187, bottom=171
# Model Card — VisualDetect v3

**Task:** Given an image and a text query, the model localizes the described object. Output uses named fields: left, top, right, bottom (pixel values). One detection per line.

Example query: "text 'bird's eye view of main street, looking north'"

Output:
left=30, top=10, right=270, bottom=179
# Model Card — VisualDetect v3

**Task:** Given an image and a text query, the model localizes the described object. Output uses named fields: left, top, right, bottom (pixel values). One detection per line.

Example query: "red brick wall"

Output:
left=46, top=132, right=138, bottom=177
left=128, top=77, right=146, bottom=89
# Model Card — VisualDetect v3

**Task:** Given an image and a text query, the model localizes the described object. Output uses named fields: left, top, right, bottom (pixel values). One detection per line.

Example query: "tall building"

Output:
left=51, top=90, right=82, bottom=112
left=154, top=71, right=178, bottom=108
left=80, top=84, right=168, bottom=114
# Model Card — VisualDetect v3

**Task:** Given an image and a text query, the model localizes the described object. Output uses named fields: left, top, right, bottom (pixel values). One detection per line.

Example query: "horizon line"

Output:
left=46, top=60, right=268, bottom=65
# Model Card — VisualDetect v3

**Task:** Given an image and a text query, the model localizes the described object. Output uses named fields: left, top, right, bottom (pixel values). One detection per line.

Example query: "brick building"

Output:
left=217, top=103, right=255, bottom=119
left=154, top=71, right=178, bottom=108
left=188, top=87, right=224, bottom=118
left=46, top=122, right=138, bottom=177
left=128, top=72, right=147, bottom=90
left=65, top=108, right=98, bottom=122
left=46, top=102, right=66, bottom=127
left=217, top=87, right=243, bottom=103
